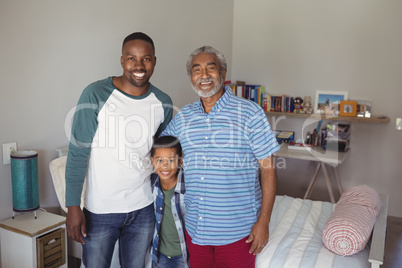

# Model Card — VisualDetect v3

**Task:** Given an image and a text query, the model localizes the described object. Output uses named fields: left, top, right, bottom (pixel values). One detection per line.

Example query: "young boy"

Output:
left=150, top=136, right=189, bottom=268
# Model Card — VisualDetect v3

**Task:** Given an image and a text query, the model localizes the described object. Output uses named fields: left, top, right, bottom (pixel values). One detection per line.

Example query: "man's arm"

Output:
left=65, top=86, right=99, bottom=244
left=65, top=141, right=91, bottom=244
left=246, top=155, right=277, bottom=255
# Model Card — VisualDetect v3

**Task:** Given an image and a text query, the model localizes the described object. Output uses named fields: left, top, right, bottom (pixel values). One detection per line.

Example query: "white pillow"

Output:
left=322, top=185, right=381, bottom=256
left=49, top=156, right=86, bottom=212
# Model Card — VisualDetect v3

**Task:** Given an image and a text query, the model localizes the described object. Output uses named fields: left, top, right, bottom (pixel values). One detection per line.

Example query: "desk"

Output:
left=274, top=144, right=350, bottom=203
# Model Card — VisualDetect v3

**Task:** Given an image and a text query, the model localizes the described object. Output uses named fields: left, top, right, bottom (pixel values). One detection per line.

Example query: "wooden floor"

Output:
left=67, top=216, right=402, bottom=268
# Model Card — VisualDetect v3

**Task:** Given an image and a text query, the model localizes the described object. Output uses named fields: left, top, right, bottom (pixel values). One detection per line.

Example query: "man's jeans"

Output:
left=82, top=204, right=155, bottom=268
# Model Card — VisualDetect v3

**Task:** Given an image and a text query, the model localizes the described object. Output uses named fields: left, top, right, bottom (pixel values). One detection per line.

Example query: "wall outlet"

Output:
left=396, top=118, right=402, bottom=131
left=2, top=142, right=17, bottom=165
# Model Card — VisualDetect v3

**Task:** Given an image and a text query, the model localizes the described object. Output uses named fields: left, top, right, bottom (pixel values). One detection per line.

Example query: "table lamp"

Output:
left=10, top=150, right=39, bottom=219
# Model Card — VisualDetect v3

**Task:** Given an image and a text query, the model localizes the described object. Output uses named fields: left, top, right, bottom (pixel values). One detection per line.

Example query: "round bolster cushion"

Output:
left=322, top=185, right=381, bottom=256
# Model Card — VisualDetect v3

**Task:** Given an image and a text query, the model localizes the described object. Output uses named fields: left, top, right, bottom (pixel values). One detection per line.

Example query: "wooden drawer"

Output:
left=36, top=228, right=66, bottom=268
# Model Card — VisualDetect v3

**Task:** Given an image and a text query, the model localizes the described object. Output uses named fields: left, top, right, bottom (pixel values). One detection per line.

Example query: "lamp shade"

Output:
left=10, top=150, right=39, bottom=212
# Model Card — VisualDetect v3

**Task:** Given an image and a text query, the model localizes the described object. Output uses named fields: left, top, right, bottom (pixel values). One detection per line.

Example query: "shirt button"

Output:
left=205, top=137, right=208, bottom=140
left=206, top=118, right=210, bottom=122
left=200, top=198, right=203, bottom=200
left=203, top=156, right=206, bottom=160
left=201, top=177, right=204, bottom=180
left=199, top=216, right=203, bottom=220
left=160, top=207, right=163, bottom=210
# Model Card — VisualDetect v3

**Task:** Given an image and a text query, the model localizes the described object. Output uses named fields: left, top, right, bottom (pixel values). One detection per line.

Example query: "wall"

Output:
left=1, top=0, right=400, bottom=233
left=0, top=0, right=234, bottom=224
left=232, top=0, right=402, bottom=217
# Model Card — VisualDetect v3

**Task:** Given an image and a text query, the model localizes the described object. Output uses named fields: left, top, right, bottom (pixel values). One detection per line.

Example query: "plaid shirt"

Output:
left=151, top=169, right=189, bottom=267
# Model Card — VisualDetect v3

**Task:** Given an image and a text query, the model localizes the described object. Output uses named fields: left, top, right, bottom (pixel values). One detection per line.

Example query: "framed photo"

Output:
left=356, top=100, right=372, bottom=118
left=314, top=91, right=348, bottom=115
left=339, top=100, right=357, bottom=117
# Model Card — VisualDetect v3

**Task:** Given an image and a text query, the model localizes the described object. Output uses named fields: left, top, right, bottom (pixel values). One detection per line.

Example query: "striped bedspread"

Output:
left=256, top=195, right=370, bottom=268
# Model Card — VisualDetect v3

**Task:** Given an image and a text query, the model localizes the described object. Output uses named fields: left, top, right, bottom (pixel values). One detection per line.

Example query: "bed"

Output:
left=256, top=194, right=388, bottom=268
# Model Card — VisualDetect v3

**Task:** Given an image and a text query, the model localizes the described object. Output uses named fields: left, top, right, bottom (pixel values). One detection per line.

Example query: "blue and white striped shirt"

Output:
left=162, top=87, right=280, bottom=246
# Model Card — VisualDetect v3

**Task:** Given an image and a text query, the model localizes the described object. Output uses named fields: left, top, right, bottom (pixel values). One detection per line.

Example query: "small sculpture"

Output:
left=293, top=97, right=303, bottom=113
left=302, top=96, right=313, bottom=114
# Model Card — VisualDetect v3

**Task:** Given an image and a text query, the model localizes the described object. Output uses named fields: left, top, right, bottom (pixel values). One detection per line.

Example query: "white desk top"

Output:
left=0, top=210, right=65, bottom=237
left=274, top=143, right=350, bottom=165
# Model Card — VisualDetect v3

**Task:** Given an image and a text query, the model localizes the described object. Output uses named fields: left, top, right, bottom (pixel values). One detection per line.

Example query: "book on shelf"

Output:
left=285, top=96, right=295, bottom=113
left=245, top=84, right=261, bottom=104
left=258, top=86, right=265, bottom=107
left=274, top=96, right=282, bottom=112
left=287, top=142, right=314, bottom=151
left=236, top=81, right=246, bottom=98
left=236, top=85, right=243, bottom=98
left=225, top=80, right=303, bottom=113
left=263, top=93, right=271, bottom=112
left=281, top=95, right=287, bottom=112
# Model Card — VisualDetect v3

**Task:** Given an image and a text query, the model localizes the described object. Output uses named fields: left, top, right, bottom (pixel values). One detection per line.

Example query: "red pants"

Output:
left=185, top=231, right=255, bottom=268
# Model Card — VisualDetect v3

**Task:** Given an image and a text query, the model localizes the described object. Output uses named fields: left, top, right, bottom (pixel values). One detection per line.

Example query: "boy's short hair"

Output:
left=151, top=136, right=182, bottom=158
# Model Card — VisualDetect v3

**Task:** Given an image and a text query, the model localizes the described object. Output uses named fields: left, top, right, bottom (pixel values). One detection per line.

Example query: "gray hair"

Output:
left=186, top=46, right=227, bottom=77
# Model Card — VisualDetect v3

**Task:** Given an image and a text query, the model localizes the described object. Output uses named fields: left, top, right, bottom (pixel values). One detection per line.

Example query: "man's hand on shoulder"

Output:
left=66, top=205, right=86, bottom=244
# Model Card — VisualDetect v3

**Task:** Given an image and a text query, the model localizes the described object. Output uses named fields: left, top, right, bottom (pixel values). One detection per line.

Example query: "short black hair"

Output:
left=151, top=136, right=182, bottom=158
left=122, top=32, right=155, bottom=51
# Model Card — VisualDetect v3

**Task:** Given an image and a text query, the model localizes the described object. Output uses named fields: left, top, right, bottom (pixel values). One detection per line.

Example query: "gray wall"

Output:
left=0, top=0, right=234, bottom=224
left=232, top=0, right=402, bottom=217
left=1, top=0, right=401, bottom=227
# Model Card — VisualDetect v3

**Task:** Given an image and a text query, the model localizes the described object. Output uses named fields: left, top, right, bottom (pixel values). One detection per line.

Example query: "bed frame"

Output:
left=368, top=194, right=389, bottom=268
left=256, top=193, right=389, bottom=268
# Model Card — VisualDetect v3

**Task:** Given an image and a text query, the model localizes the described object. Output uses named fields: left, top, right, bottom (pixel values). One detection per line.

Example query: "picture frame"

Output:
left=356, top=100, right=372, bottom=118
left=339, top=100, right=357, bottom=117
left=314, top=90, right=348, bottom=115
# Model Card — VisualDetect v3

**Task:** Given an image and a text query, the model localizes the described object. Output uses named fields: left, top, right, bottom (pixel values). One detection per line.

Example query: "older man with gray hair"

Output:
left=161, top=46, right=280, bottom=267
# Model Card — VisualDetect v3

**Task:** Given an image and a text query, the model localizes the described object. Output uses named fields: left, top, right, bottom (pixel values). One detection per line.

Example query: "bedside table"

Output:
left=0, top=210, right=68, bottom=268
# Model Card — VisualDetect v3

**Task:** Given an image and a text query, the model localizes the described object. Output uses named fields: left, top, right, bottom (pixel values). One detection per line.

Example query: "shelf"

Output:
left=265, top=111, right=390, bottom=123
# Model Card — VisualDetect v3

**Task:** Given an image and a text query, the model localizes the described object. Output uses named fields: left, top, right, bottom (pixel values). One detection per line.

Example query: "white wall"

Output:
left=233, top=0, right=402, bottom=217
left=1, top=0, right=401, bottom=228
left=0, top=0, right=234, bottom=223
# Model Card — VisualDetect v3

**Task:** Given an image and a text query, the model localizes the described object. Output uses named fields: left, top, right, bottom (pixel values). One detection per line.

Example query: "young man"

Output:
left=150, top=136, right=188, bottom=268
left=65, top=32, right=173, bottom=267
left=162, top=46, right=280, bottom=267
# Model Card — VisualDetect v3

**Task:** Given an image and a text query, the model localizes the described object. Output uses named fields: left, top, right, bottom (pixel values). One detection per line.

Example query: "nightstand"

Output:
left=0, top=210, right=67, bottom=268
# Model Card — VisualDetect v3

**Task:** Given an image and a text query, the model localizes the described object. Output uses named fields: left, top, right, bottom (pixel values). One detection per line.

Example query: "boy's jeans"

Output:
left=82, top=204, right=155, bottom=268
left=152, top=253, right=185, bottom=268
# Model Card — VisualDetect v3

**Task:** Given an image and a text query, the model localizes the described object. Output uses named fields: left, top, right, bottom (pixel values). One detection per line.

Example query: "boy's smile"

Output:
left=151, top=147, right=181, bottom=191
